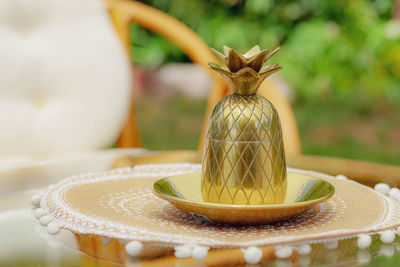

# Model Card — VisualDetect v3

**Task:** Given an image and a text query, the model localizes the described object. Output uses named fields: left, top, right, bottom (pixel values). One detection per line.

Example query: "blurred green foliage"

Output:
left=137, top=94, right=400, bottom=164
left=131, top=0, right=400, bottom=108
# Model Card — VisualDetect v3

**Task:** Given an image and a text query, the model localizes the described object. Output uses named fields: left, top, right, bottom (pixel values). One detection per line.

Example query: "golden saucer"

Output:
left=153, top=172, right=335, bottom=225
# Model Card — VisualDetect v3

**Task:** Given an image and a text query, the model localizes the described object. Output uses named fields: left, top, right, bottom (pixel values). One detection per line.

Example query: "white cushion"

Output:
left=0, top=0, right=132, bottom=157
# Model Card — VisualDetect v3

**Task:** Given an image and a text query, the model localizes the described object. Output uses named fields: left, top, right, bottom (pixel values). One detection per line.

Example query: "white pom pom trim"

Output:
left=335, top=174, right=348, bottom=180
left=274, top=246, right=293, bottom=259
left=33, top=208, right=46, bottom=220
left=192, top=246, right=209, bottom=261
left=374, top=183, right=390, bottom=195
left=296, top=244, right=312, bottom=255
left=173, top=244, right=209, bottom=260
left=324, top=240, right=338, bottom=250
left=39, top=215, right=52, bottom=226
left=47, top=222, right=61, bottom=235
left=392, top=192, right=400, bottom=202
left=30, top=194, right=42, bottom=207
left=241, top=247, right=263, bottom=264
left=388, top=188, right=400, bottom=198
left=125, top=241, right=143, bottom=257
left=380, top=230, right=396, bottom=244
left=174, top=245, right=192, bottom=259
left=357, top=234, right=372, bottom=249
left=101, top=237, right=112, bottom=245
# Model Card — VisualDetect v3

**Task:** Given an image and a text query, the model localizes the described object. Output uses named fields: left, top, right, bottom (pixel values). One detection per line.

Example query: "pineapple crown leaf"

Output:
left=212, top=45, right=262, bottom=59
left=243, top=45, right=261, bottom=58
left=209, top=45, right=282, bottom=94
left=210, top=45, right=281, bottom=73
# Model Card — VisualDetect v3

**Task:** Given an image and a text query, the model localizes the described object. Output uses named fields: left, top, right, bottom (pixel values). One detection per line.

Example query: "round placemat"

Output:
left=40, top=164, right=400, bottom=248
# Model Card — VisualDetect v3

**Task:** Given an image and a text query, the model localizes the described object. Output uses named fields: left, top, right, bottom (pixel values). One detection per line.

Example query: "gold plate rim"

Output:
left=153, top=172, right=335, bottom=210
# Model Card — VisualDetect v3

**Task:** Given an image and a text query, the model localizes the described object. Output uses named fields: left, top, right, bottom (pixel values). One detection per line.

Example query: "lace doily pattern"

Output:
left=41, top=164, right=400, bottom=248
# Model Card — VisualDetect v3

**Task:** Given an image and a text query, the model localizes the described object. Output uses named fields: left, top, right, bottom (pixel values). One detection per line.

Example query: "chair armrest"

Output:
left=112, top=150, right=400, bottom=187
left=104, top=0, right=301, bottom=155
left=287, top=155, right=400, bottom=187
left=104, top=0, right=227, bottom=149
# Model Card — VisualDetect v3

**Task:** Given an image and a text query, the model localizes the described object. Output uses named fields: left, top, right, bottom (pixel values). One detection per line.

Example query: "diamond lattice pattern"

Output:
left=202, top=95, right=287, bottom=205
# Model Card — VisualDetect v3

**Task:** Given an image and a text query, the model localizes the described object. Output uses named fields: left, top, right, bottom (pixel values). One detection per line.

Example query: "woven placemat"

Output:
left=39, top=164, right=400, bottom=248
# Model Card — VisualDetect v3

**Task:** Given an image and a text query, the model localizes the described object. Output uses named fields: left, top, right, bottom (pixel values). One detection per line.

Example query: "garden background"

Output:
left=130, top=0, right=400, bottom=165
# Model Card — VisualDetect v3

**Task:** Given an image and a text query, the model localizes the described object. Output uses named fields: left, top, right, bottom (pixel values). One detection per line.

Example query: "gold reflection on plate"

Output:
left=153, top=172, right=334, bottom=225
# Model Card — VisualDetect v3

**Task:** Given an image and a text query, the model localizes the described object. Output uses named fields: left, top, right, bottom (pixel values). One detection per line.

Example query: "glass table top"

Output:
left=0, top=149, right=399, bottom=266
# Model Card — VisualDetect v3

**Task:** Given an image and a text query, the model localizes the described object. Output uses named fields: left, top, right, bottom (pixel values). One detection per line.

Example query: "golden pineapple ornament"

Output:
left=201, top=45, right=287, bottom=205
